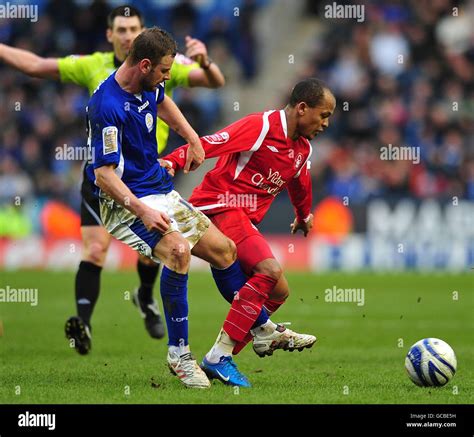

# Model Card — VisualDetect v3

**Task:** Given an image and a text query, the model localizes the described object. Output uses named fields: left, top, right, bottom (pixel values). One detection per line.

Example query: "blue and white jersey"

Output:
left=86, top=71, right=173, bottom=198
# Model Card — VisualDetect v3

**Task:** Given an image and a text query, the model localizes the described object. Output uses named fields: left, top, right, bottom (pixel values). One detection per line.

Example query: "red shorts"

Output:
left=209, top=209, right=275, bottom=276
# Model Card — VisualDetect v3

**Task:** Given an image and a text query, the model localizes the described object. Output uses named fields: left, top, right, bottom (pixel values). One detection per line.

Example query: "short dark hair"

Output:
left=107, top=5, right=144, bottom=29
left=128, top=27, right=177, bottom=66
left=289, top=78, right=331, bottom=107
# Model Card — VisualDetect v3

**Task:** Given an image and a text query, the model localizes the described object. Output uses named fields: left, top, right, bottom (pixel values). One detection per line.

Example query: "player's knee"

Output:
left=169, top=243, right=191, bottom=270
left=208, top=237, right=236, bottom=269
left=254, top=259, right=282, bottom=281
left=83, top=241, right=108, bottom=266
left=221, top=238, right=237, bottom=265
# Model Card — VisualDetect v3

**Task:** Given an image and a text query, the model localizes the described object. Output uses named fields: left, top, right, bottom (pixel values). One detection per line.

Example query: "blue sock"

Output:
left=160, top=266, right=189, bottom=347
left=211, top=261, right=269, bottom=328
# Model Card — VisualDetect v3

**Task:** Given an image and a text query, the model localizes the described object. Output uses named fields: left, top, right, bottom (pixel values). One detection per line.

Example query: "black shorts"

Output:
left=80, top=164, right=102, bottom=227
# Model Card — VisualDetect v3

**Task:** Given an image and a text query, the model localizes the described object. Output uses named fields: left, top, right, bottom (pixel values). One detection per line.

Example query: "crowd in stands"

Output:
left=0, top=0, right=472, bottom=238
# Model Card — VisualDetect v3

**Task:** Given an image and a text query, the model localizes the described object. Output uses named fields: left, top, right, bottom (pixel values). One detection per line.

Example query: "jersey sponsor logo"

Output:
left=102, top=126, right=118, bottom=154
left=295, top=153, right=304, bottom=170
left=145, top=113, right=154, bottom=133
left=138, top=100, right=150, bottom=113
left=251, top=168, right=286, bottom=196
left=203, top=132, right=230, bottom=144
left=266, top=145, right=279, bottom=153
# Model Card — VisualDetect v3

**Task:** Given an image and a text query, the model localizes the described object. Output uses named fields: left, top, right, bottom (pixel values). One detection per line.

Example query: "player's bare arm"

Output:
left=159, top=94, right=204, bottom=173
left=94, top=164, right=170, bottom=233
left=0, top=43, right=59, bottom=79
left=184, top=36, right=225, bottom=88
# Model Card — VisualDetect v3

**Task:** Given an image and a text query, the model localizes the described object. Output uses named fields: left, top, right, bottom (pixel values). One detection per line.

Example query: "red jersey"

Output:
left=162, top=109, right=313, bottom=224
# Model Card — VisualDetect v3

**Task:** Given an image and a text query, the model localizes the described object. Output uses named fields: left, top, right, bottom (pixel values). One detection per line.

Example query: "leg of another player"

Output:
left=65, top=225, right=111, bottom=355
left=76, top=225, right=111, bottom=328
left=192, top=225, right=278, bottom=386
left=133, top=253, right=165, bottom=339
left=192, top=225, right=278, bottom=343
left=251, top=267, right=317, bottom=358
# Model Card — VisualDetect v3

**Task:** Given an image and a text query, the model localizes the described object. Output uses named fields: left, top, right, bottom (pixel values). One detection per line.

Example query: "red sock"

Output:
left=232, top=297, right=287, bottom=354
left=223, top=273, right=277, bottom=342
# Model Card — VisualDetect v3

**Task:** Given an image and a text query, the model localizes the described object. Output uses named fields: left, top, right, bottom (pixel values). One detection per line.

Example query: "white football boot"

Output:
left=167, top=351, right=211, bottom=388
left=252, top=324, right=317, bottom=357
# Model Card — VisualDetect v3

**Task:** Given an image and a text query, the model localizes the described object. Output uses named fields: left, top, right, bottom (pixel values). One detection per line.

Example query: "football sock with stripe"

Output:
left=211, top=262, right=270, bottom=328
left=223, top=273, right=277, bottom=342
left=75, top=261, right=102, bottom=328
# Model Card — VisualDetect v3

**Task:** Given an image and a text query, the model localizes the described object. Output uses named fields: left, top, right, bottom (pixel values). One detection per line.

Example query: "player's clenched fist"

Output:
left=184, top=137, right=205, bottom=173
left=185, top=35, right=208, bottom=66
left=290, top=214, right=314, bottom=237
left=140, top=207, right=171, bottom=233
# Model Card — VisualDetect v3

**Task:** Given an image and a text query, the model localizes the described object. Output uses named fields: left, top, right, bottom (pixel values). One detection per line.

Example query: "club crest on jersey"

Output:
left=295, top=152, right=304, bottom=170
left=203, top=132, right=229, bottom=144
left=145, top=113, right=154, bottom=133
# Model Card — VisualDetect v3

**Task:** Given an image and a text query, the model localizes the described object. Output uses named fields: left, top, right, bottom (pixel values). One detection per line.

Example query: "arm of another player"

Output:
left=287, top=162, right=314, bottom=237
left=159, top=94, right=204, bottom=173
left=94, top=165, right=171, bottom=233
left=0, top=43, right=59, bottom=79
left=161, top=113, right=266, bottom=172
left=184, top=36, right=225, bottom=88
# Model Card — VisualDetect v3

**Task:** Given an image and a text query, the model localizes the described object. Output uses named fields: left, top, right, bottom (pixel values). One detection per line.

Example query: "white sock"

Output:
left=251, top=319, right=278, bottom=337
left=205, top=329, right=235, bottom=364
left=169, top=344, right=190, bottom=357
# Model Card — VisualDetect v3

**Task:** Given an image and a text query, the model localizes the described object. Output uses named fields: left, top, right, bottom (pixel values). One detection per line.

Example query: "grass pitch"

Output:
left=0, top=270, right=472, bottom=404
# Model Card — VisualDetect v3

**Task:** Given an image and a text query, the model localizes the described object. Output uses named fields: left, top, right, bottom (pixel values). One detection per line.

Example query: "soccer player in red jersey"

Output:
left=162, top=78, right=336, bottom=384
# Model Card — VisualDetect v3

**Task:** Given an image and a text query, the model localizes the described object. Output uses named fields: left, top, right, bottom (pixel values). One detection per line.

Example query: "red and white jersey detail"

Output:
left=162, top=110, right=313, bottom=224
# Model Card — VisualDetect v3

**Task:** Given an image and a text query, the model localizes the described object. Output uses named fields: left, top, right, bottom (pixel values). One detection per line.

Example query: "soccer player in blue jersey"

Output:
left=88, top=27, right=264, bottom=388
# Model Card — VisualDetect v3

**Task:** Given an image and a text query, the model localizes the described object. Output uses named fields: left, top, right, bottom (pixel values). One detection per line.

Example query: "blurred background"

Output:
left=0, top=0, right=473, bottom=271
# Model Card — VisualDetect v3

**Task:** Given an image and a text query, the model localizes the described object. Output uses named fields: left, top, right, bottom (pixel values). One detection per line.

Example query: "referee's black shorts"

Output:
left=80, top=164, right=102, bottom=227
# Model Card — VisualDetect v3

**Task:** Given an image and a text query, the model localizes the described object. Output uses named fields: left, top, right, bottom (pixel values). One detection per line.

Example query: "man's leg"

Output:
left=65, top=166, right=111, bottom=355
left=152, top=230, right=210, bottom=388
left=76, top=226, right=111, bottom=325
left=222, top=224, right=316, bottom=357
left=133, top=254, right=165, bottom=339
left=191, top=223, right=279, bottom=387
left=99, top=190, right=211, bottom=388
left=65, top=225, right=111, bottom=355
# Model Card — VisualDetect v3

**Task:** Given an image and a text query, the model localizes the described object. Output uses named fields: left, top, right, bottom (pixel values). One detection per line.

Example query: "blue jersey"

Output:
left=86, top=72, right=173, bottom=198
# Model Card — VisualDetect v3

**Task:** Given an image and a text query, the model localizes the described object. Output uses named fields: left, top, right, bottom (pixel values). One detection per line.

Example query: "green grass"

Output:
left=0, top=270, right=472, bottom=404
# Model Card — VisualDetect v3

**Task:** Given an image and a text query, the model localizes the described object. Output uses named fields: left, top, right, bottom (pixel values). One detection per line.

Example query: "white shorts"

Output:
left=99, top=190, right=210, bottom=263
